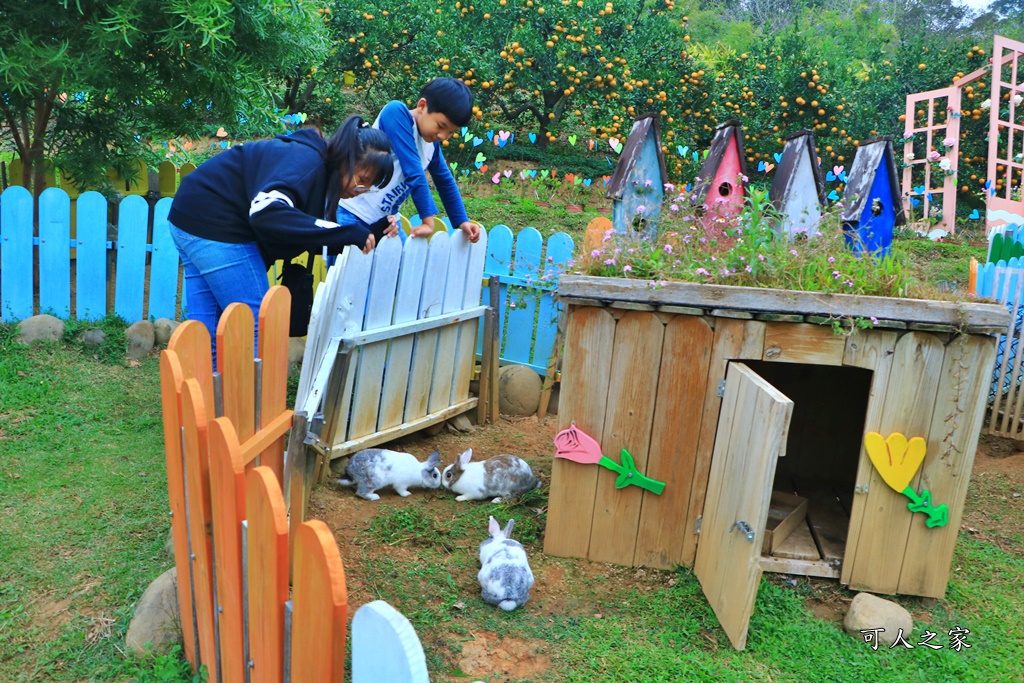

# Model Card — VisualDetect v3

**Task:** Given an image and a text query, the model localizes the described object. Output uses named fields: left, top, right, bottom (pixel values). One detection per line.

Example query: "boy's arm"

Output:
left=377, top=101, right=440, bottom=219
left=427, top=145, right=478, bottom=241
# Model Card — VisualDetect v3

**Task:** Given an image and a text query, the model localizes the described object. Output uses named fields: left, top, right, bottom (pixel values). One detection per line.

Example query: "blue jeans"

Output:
left=169, top=223, right=266, bottom=365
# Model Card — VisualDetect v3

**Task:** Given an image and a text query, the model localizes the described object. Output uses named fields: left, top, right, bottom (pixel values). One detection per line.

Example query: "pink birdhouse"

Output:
left=691, top=120, right=747, bottom=232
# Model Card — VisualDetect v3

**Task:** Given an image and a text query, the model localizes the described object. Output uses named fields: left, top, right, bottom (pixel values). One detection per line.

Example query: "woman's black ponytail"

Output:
left=324, top=115, right=396, bottom=212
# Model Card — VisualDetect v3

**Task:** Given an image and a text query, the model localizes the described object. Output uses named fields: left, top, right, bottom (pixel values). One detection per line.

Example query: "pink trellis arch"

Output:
left=901, top=87, right=961, bottom=233
left=986, top=35, right=1024, bottom=233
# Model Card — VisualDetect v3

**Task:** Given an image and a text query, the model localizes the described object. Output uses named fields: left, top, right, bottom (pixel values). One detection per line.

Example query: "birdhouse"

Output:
left=691, top=119, right=747, bottom=231
left=606, top=113, right=668, bottom=239
left=770, top=130, right=825, bottom=237
left=841, top=136, right=906, bottom=257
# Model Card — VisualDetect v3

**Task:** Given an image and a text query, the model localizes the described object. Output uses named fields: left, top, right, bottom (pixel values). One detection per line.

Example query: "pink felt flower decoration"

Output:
left=553, top=424, right=604, bottom=464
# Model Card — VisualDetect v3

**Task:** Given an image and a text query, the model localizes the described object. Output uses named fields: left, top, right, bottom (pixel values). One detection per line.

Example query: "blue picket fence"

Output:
left=972, top=255, right=1024, bottom=437
left=986, top=223, right=1024, bottom=264
left=0, top=186, right=182, bottom=322
left=0, top=187, right=576, bottom=376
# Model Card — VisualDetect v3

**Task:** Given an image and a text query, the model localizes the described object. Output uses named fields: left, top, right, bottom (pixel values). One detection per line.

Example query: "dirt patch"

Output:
left=29, top=595, right=74, bottom=632
left=963, top=434, right=1024, bottom=554
left=454, top=630, right=552, bottom=682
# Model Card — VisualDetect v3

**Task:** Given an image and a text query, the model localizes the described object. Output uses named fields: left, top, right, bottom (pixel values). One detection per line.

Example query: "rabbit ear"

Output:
left=425, top=450, right=441, bottom=468
left=502, top=518, right=516, bottom=538
left=459, top=448, right=473, bottom=467
left=488, top=516, right=501, bottom=536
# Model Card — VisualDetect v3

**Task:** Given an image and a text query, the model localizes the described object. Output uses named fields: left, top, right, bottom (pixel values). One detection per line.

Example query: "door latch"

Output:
left=731, top=520, right=755, bottom=543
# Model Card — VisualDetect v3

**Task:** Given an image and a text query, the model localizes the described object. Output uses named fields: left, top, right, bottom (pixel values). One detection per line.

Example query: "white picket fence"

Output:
left=291, top=229, right=487, bottom=475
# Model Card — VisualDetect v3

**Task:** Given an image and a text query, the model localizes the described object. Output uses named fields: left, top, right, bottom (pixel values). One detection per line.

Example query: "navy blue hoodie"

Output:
left=168, top=129, right=369, bottom=264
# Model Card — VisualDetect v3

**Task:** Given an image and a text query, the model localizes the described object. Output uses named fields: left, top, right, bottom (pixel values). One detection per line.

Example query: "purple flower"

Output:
left=644, top=179, right=653, bottom=187
left=757, top=254, right=765, bottom=261
left=696, top=267, right=710, bottom=276
left=664, top=182, right=676, bottom=193
left=591, top=249, right=601, bottom=258
left=827, top=256, right=835, bottom=263
left=664, top=244, right=674, bottom=254
left=790, top=249, right=799, bottom=257
left=745, top=265, right=753, bottom=273
left=636, top=205, right=646, bottom=214
left=604, top=258, right=616, bottom=266
left=832, top=270, right=841, bottom=279
left=870, top=316, right=878, bottom=324
left=720, top=267, right=731, bottom=276
left=670, top=203, right=680, bottom=213
left=623, top=265, right=633, bottom=273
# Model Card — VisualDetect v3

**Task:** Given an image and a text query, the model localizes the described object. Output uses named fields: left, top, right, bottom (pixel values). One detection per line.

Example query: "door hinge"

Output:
left=717, top=379, right=726, bottom=397
left=693, top=516, right=703, bottom=534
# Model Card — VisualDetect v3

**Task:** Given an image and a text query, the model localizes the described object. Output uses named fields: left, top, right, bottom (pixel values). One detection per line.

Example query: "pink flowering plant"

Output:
left=578, top=188, right=912, bottom=298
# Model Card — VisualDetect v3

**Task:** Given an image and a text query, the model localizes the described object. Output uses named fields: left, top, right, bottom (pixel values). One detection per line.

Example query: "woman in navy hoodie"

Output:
left=168, top=115, right=395, bottom=360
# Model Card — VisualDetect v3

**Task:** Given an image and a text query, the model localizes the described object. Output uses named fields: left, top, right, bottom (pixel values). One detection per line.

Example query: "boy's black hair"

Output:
left=324, top=115, right=396, bottom=210
left=420, top=78, right=474, bottom=127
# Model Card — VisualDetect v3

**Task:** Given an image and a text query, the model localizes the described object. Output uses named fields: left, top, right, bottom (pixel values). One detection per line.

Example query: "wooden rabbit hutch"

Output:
left=544, top=276, right=1008, bottom=648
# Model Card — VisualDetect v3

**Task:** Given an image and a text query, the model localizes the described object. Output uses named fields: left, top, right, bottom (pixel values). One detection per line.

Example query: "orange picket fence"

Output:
left=159, top=286, right=348, bottom=683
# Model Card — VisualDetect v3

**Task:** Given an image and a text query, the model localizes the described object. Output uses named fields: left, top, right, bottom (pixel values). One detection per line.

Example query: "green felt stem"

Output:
left=900, top=486, right=950, bottom=529
left=596, top=451, right=666, bottom=495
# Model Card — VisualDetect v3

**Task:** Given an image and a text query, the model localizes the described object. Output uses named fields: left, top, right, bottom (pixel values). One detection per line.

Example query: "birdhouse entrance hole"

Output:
left=739, top=360, right=874, bottom=578
left=718, top=181, right=732, bottom=197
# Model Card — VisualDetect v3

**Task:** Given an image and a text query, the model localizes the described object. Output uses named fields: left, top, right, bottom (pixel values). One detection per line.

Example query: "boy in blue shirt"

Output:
left=339, top=78, right=480, bottom=243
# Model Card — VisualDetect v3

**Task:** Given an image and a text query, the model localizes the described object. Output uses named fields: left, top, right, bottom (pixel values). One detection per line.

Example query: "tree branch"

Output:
left=0, top=101, right=29, bottom=159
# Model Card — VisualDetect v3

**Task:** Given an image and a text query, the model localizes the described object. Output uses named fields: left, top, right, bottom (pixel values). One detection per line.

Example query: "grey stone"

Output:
left=163, top=528, right=175, bottom=559
left=498, top=364, right=542, bottom=416
left=448, top=413, right=474, bottom=433
left=83, top=328, right=107, bottom=347
left=843, top=592, right=914, bottom=646
left=153, top=318, right=180, bottom=346
left=16, top=314, right=64, bottom=345
left=126, top=568, right=182, bottom=656
left=125, top=321, right=155, bottom=359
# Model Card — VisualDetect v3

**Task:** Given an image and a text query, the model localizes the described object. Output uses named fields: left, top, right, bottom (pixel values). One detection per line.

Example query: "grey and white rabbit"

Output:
left=441, top=449, right=540, bottom=502
left=478, top=516, right=534, bottom=612
left=336, top=448, right=442, bottom=501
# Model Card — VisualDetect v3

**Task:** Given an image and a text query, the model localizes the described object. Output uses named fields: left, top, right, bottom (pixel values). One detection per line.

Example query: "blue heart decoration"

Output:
left=692, top=151, right=699, bottom=162
left=461, top=127, right=468, bottom=137
left=606, top=156, right=614, bottom=167
left=839, top=171, right=849, bottom=183
left=774, top=152, right=783, bottom=163
left=529, top=133, right=537, bottom=144
left=926, top=192, right=934, bottom=202
left=758, top=161, right=767, bottom=172
left=473, top=138, right=483, bottom=147
left=475, top=160, right=483, bottom=169
left=220, top=141, right=229, bottom=149
left=686, top=184, right=693, bottom=192
left=914, top=185, right=926, bottom=195
left=827, top=189, right=840, bottom=201
left=826, top=171, right=837, bottom=181
left=211, top=142, right=217, bottom=150
left=510, top=134, right=515, bottom=145
left=498, top=138, right=507, bottom=148
left=162, top=141, right=167, bottom=147
left=910, top=197, right=921, bottom=206
left=584, top=178, right=592, bottom=187
left=486, top=130, right=495, bottom=141
left=462, top=169, right=470, bottom=177
left=969, top=208, right=981, bottom=219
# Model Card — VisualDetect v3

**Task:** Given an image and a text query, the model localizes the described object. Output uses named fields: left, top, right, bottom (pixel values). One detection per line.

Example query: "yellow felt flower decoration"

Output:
left=864, top=432, right=927, bottom=493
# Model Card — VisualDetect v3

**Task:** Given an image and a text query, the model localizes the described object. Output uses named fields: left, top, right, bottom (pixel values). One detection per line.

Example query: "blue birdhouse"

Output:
left=840, top=136, right=906, bottom=257
left=606, top=113, right=668, bottom=239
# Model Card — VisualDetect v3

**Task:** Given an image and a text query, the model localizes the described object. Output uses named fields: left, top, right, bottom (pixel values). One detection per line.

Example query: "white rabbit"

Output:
left=336, top=448, right=442, bottom=501
left=478, top=516, right=534, bottom=611
left=441, top=449, right=540, bottom=502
